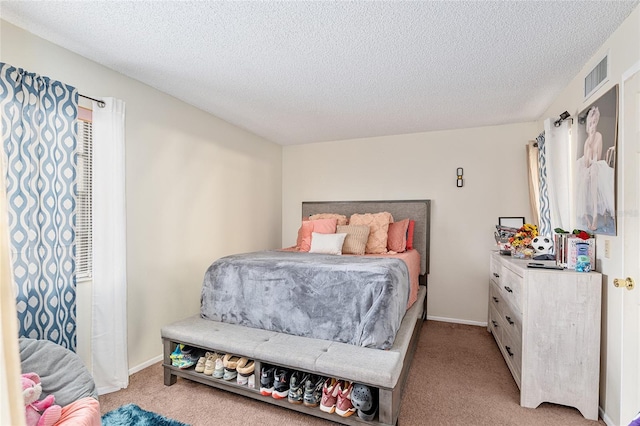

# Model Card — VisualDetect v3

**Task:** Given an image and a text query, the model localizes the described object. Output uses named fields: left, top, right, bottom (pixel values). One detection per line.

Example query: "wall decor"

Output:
left=575, top=85, right=618, bottom=235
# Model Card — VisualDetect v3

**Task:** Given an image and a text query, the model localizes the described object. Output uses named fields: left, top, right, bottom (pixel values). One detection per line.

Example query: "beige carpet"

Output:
left=99, top=321, right=604, bottom=425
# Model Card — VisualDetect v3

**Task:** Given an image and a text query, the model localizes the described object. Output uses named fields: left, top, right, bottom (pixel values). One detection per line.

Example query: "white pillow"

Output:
left=309, top=232, right=347, bottom=255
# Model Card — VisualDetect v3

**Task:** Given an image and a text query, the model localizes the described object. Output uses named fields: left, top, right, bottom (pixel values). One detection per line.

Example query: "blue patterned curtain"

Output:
left=0, top=63, right=78, bottom=350
left=536, top=131, right=552, bottom=238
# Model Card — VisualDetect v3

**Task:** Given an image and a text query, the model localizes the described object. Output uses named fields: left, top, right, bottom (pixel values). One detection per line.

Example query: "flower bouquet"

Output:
left=508, top=223, right=538, bottom=259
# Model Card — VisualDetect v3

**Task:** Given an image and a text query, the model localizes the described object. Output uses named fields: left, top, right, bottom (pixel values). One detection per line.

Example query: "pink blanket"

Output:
left=55, top=397, right=100, bottom=426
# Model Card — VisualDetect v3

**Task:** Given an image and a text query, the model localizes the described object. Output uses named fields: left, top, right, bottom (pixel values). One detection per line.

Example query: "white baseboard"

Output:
left=129, top=354, right=163, bottom=375
left=599, top=406, right=614, bottom=425
left=426, top=315, right=487, bottom=328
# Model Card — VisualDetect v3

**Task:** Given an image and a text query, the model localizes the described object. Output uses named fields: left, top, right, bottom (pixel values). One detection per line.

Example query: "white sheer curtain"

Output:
left=91, top=98, right=128, bottom=394
left=0, top=149, right=26, bottom=426
left=543, top=118, right=572, bottom=232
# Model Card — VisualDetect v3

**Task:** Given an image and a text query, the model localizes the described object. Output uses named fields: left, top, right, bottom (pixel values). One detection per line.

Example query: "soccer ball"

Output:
left=532, top=236, right=553, bottom=254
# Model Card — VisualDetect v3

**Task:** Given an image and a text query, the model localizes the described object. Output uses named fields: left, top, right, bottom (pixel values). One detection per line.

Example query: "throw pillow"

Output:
left=337, top=225, right=370, bottom=255
left=349, top=212, right=394, bottom=254
left=387, top=218, right=410, bottom=252
left=309, top=213, right=348, bottom=226
left=309, top=232, right=347, bottom=255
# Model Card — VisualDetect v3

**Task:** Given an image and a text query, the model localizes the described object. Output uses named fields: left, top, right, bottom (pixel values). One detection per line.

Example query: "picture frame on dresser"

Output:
left=498, top=217, right=525, bottom=229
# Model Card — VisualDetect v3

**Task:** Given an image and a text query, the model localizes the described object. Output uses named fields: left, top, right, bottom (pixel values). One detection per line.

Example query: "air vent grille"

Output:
left=584, top=55, right=608, bottom=99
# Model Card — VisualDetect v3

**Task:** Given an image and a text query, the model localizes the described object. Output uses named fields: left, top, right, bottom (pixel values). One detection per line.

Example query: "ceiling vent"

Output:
left=584, top=53, right=609, bottom=100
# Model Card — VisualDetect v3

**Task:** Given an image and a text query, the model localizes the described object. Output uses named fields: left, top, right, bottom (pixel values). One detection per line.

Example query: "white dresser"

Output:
left=488, top=252, right=602, bottom=420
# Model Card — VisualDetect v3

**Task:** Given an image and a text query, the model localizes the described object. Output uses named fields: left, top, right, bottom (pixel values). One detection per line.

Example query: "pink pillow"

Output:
left=349, top=212, right=393, bottom=254
left=309, top=213, right=348, bottom=226
left=407, top=220, right=415, bottom=250
left=311, top=218, right=338, bottom=234
left=295, top=218, right=337, bottom=252
left=387, top=219, right=410, bottom=252
left=296, top=221, right=315, bottom=252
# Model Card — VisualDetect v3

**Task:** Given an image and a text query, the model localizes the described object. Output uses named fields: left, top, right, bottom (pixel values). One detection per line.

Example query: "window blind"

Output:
left=77, top=119, right=93, bottom=280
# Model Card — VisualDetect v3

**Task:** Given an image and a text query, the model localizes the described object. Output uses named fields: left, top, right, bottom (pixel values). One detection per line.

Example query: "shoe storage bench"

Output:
left=161, top=287, right=425, bottom=426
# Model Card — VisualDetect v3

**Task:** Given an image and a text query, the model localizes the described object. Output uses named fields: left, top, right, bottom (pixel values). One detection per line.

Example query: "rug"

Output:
left=102, top=403, right=189, bottom=426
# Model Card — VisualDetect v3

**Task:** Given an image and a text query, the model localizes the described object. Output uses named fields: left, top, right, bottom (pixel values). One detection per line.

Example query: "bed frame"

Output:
left=161, top=200, right=431, bottom=426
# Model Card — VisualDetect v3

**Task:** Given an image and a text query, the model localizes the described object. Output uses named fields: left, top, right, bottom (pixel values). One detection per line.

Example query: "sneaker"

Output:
left=223, top=355, right=243, bottom=381
left=212, top=355, right=225, bottom=379
left=203, top=352, right=220, bottom=376
left=248, top=374, right=256, bottom=389
left=335, top=381, right=356, bottom=417
left=303, top=375, right=325, bottom=408
left=170, top=344, right=184, bottom=361
left=260, top=365, right=276, bottom=396
left=351, top=383, right=378, bottom=421
left=197, top=351, right=215, bottom=374
left=272, top=368, right=291, bottom=399
left=195, top=356, right=207, bottom=373
left=287, top=371, right=309, bottom=404
left=176, top=352, right=198, bottom=369
left=319, top=377, right=339, bottom=414
left=237, top=359, right=254, bottom=386
left=223, top=367, right=237, bottom=381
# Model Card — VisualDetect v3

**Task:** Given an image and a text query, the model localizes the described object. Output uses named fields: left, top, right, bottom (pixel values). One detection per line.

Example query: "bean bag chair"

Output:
left=19, top=338, right=100, bottom=426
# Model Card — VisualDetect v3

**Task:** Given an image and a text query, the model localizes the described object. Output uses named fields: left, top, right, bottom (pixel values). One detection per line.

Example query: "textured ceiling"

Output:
left=1, top=1, right=638, bottom=145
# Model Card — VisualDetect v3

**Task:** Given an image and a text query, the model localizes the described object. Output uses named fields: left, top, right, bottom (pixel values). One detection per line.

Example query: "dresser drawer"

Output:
left=489, top=281, right=504, bottom=317
left=488, top=300, right=503, bottom=341
left=500, top=295, right=522, bottom=340
left=490, top=255, right=502, bottom=286
left=500, top=265, right=523, bottom=314
left=501, top=325, right=522, bottom=388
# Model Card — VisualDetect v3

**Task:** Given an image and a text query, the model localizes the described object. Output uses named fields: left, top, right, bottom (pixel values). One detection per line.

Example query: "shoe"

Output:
left=170, top=344, right=184, bottom=361
left=196, top=351, right=215, bottom=374
left=223, top=354, right=241, bottom=369
left=272, top=368, right=291, bottom=400
left=223, top=367, right=238, bottom=381
left=335, top=381, right=356, bottom=417
left=287, top=371, right=309, bottom=404
left=223, top=355, right=243, bottom=381
left=176, top=351, right=198, bottom=369
left=319, top=377, right=339, bottom=414
left=195, top=356, right=207, bottom=373
left=203, top=352, right=220, bottom=376
left=351, top=383, right=378, bottom=421
left=260, top=365, right=276, bottom=396
left=212, top=355, right=225, bottom=379
left=248, top=374, right=256, bottom=389
left=237, top=359, right=254, bottom=386
left=303, top=375, right=325, bottom=408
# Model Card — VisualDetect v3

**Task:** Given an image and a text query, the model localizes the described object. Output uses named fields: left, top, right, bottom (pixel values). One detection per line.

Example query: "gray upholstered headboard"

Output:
left=301, top=200, right=431, bottom=282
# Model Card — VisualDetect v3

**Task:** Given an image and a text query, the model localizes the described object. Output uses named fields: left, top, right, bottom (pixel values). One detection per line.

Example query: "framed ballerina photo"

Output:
left=575, top=85, right=618, bottom=235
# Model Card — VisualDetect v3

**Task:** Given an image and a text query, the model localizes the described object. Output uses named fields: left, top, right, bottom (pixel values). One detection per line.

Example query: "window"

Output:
left=76, top=111, right=93, bottom=280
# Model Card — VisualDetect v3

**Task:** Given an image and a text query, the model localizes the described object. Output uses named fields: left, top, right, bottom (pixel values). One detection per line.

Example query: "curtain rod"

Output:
left=79, top=93, right=105, bottom=108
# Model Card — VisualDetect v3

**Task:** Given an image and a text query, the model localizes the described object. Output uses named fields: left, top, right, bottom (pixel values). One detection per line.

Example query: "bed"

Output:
left=161, top=200, right=431, bottom=425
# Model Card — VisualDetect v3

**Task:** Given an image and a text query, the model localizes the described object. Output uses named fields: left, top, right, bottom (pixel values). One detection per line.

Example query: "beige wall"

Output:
left=283, top=122, right=537, bottom=323
left=0, top=20, right=283, bottom=371
left=538, top=5, right=639, bottom=426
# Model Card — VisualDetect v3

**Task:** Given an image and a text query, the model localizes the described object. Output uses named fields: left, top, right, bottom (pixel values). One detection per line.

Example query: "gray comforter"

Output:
left=200, top=250, right=410, bottom=349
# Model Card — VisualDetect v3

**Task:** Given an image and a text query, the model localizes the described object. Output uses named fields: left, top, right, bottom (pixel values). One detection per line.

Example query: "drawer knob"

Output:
left=492, top=296, right=499, bottom=303
left=505, top=316, right=514, bottom=325
left=504, top=286, right=513, bottom=293
left=493, top=272, right=500, bottom=278
left=491, top=320, right=499, bottom=328
left=505, top=346, right=514, bottom=357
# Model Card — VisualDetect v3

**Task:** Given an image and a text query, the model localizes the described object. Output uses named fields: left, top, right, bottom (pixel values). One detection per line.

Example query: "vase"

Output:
left=511, top=246, right=534, bottom=259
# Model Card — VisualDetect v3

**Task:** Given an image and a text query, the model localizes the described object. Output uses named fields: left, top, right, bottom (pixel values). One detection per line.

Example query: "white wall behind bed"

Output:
left=282, top=122, right=537, bottom=324
left=1, top=20, right=283, bottom=373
